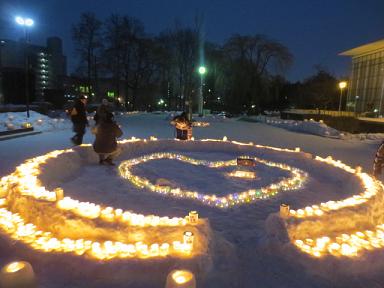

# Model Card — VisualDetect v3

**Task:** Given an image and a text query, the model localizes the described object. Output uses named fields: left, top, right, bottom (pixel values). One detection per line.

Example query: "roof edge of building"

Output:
left=339, top=39, right=384, bottom=57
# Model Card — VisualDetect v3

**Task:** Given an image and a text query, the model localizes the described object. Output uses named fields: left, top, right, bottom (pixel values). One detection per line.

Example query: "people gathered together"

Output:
left=69, top=101, right=384, bottom=180
left=68, top=95, right=200, bottom=165
left=70, top=97, right=123, bottom=165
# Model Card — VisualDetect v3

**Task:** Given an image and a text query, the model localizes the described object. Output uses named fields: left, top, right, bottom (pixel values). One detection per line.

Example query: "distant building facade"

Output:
left=63, top=76, right=130, bottom=107
left=0, top=37, right=66, bottom=105
left=340, top=39, right=384, bottom=115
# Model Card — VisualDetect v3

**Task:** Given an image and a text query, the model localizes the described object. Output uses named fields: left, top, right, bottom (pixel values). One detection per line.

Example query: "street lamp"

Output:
left=338, top=81, right=347, bottom=113
left=198, top=66, right=206, bottom=116
left=15, top=16, right=34, bottom=118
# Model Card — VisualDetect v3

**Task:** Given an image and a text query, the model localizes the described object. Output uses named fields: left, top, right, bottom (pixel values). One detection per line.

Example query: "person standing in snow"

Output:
left=94, top=98, right=112, bottom=125
left=373, top=141, right=384, bottom=177
left=93, top=112, right=123, bottom=165
left=70, top=95, right=88, bottom=145
left=170, top=112, right=192, bottom=140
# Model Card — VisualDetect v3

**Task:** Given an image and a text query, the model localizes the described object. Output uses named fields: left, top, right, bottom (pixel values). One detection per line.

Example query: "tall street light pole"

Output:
left=15, top=16, right=34, bottom=118
left=338, top=81, right=347, bottom=115
left=198, top=66, right=206, bottom=116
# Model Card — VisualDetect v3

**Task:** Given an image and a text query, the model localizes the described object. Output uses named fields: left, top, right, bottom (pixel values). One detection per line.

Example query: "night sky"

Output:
left=1, top=0, right=383, bottom=81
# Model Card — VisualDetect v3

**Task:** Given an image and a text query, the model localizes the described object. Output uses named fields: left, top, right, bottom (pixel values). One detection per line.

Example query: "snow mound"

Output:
left=0, top=111, right=71, bottom=132
left=340, top=133, right=384, bottom=142
left=249, top=116, right=341, bottom=138
left=164, top=112, right=227, bottom=123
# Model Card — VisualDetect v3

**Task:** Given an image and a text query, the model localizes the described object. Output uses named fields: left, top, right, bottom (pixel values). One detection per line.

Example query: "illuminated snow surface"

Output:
left=0, top=112, right=384, bottom=288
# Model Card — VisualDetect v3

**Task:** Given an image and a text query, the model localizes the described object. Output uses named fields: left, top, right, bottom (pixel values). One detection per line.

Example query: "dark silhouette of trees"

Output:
left=72, top=12, right=103, bottom=101
left=158, top=23, right=199, bottom=113
left=284, top=67, right=339, bottom=110
left=222, top=34, right=293, bottom=112
left=71, top=13, right=295, bottom=113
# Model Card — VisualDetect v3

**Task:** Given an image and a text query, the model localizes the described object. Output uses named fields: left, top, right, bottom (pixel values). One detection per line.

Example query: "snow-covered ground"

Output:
left=0, top=111, right=71, bottom=132
left=248, top=115, right=384, bottom=142
left=0, top=112, right=384, bottom=288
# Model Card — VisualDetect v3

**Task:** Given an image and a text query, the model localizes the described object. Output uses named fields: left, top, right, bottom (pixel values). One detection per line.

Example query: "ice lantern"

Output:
left=0, top=261, right=36, bottom=288
left=165, top=269, right=196, bottom=288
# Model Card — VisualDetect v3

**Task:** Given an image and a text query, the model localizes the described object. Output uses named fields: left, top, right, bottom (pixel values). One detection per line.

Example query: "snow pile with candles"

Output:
left=0, top=111, right=71, bottom=132
left=2, top=112, right=384, bottom=287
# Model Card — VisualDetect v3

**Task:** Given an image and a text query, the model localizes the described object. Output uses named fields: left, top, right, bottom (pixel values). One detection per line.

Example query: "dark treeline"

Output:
left=72, top=12, right=340, bottom=113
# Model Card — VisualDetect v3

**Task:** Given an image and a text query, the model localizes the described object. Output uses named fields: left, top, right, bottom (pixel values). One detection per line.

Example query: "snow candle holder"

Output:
left=183, top=231, right=194, bottom=248
left=280, top=204, right=290, bottom=218
left=0, top=261, right=36, bottom=288
left=22, top=122, right=32, bottom=129
left=54, top=188, right=64, bottom=201
left=188, top=211, right=198, bottom=224
left=165, top=269, right=196, bottom=288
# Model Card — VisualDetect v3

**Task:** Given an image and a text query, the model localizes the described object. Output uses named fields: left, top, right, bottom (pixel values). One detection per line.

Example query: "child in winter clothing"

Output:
left=373, top=141, right=384, bottom=177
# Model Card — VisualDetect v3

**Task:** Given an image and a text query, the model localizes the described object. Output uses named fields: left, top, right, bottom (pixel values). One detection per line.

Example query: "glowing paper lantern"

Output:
left=188, top=211, right=198, bottom=224
left=183, top=231, right=194, bottom=247
left=165, top=270, right=196, bottom=288
left=0, top=261, right=36, bottom=288
left=54, top=188, right=64, bottom=201
left=228, top=170, right=256, bottom=179
left=22, top=122, right=32, bottom=129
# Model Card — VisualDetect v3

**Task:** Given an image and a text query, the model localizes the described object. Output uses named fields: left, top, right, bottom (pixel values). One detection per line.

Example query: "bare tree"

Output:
left=223, top=34, right=293, bottom=111
left=72, top=12, right=103, bottom=101
left=159, top=23, right=198, bottom=112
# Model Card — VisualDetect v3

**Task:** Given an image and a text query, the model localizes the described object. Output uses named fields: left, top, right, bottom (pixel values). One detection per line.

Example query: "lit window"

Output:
left=107, top=91, right=115, bottom=98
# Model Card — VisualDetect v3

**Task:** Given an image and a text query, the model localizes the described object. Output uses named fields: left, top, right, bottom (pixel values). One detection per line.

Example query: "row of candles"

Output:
left=294, top=224, right=384, bottom=257
left=192, top=121, right=210, bottom=127
left=287, top=156, right=380, bottom=218
left=0, top=141, right=204, bottom=260
left=227, top=170, right=256, bottom=179
left=280, top=155, right=384, bottom=258
left=0, top=148, right=191, bottom=228
left=0, top=205, right=197, bottom=260
left=0, top=137, right=313, bottom=261
left=119, top=152, right=307, bottom=208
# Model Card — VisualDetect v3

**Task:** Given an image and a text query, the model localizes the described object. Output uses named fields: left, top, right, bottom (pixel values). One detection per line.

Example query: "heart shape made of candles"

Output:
left=119, top=152, right=308, bottom=208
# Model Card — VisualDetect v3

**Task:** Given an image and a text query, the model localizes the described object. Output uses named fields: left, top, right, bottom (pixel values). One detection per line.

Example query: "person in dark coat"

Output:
left=70, top=95, right=88, bottom=145
left=93, top=112, right=123, bottom=165
left=94, top=98, right=112, bottom=125
left=373, top=141, right=384, bottom=177
left=170, top=112, right=192, bottom=140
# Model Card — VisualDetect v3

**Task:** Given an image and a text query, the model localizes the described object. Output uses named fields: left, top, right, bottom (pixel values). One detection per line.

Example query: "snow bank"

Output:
left=0, top=111, right=71, bottom=132
left=248, top=116, right=341, bottom=138
left=164, top=112, right=228, bottom=123
left=340, top=133, right=384, bottom=142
